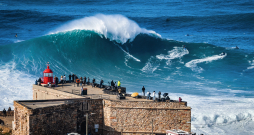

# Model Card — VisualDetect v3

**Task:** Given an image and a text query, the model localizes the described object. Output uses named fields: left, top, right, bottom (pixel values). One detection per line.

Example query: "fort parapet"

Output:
left=12, top=83, right=191, bottom=135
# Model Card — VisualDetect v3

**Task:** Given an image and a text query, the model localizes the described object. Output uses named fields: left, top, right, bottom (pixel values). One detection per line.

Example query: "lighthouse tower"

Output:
left=42, top=62, right=54, bottom=84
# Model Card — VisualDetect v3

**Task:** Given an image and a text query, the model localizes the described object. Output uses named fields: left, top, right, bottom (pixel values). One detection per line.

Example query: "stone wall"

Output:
left=13, top=101, right=31, bottom=135
left=13, top=99, right=104, bottom=135
left=103, top=100, right=191, bottom=135
left=33, top=85, right=83, bottom=100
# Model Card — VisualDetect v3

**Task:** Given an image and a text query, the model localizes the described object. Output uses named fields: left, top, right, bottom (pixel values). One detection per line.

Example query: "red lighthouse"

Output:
left=42, top=62, right=54, bottom=84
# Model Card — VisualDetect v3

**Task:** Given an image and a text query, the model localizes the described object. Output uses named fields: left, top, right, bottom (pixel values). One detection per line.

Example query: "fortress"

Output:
left=2, top=64, right=191, bottom=135
left=10, top=83, right=191, bottom=135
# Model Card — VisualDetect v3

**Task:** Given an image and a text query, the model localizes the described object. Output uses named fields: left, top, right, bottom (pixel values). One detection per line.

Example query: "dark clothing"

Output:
left=111, top=81, right=114, bottom=87
left=87, top=78, right=90, bottom=84
left=38, top=78, right=41, bottom=83
left=158, top=91, right=161, bottom=99
left=69, top=74, right=71, bottom=81
left=55, top=77, right=59, bottom=86
left=8, top=107, right=11, bottom=111
left=84, top=77, right=86, bottom=84
left=3, top=109, right=6, bottom=117
left=142, top=87, right=145, bottom=92
left=99, top=80, right=103, bottom=88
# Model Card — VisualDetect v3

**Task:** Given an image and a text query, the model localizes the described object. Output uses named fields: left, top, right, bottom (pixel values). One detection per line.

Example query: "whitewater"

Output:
left=1, top=0, right=254, bottom=134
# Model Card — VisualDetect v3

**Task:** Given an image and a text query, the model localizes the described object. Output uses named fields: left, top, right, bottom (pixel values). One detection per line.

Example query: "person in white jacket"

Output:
left=153, top=91, right=156, bottom=101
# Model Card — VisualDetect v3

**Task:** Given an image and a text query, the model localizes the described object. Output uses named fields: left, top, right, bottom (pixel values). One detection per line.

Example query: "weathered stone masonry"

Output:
left=13, top=99, right=104, bottom=135
left=13, top=85, right=191, bottom=135
left=103, top=100, right=191, bottom=135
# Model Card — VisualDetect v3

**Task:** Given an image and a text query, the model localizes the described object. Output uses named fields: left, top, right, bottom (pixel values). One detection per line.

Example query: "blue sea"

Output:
left=1, top=0, right=254, bottom=134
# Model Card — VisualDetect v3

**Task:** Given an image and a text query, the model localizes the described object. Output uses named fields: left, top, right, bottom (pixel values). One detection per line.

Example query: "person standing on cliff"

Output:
left=55, top=76, right=59, bottom=87
left=80, top=86, right=83, bottom=95
left=87, top=77, right=90, bottom=85
left=38, top=78, right=41, bottom=86
left=92, top=78, right=96, bottom=88
left=84, top=77, right=86, bottom=85
left=153, top=91, right=156, bottom=101
left=99, top=79, right=104, bottom=88
left=3, top=108, right=6, bottom=117
left=63, top=75, right=66, bottom=83
left=147, top=91, right=150, bottom=100
left=8, top=107, right=11, bottom=112
left=142, top=86, right=145, bottom=96
left=117, top=80, right=121, bottom=88
left=76, top=78, right=80, bottom=87
left=69, top=74, right=71, bottom=83
left=80, top=77, right=83, bottom=86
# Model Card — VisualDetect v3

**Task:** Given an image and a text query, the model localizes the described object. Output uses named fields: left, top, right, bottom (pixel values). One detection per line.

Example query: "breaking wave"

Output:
left=49, top=14, right=161, bottom=44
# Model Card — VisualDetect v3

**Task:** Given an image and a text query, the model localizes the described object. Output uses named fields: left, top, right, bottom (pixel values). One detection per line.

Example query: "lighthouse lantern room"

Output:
left=42, top=62, right=54, bottom=84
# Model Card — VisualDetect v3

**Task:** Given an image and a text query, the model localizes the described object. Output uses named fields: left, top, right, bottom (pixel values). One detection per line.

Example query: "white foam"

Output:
left=14, top=39, right=25, bottom=43
left=160, top=93, right=254, bottom=135
left=141, top=56, right=160, bottom=73
left=156, top=47, right=189, bottom=66
left=247, top=60, right=254, bottom=70
left=0, top=61, right=36, bottom=109
left=49, top=14, right=161, bottom=44
left=185, top=53, right=227, bottom=73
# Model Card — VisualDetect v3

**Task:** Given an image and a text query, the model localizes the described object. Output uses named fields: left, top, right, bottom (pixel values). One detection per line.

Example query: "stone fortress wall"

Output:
left=103, top=100, right=191, bottom=135
left=12, top=84, right=191, bottom=135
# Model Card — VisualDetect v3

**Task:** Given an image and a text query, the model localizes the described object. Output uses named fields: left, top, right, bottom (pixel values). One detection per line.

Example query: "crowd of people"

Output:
left=35, top=74, right=182, bottom=102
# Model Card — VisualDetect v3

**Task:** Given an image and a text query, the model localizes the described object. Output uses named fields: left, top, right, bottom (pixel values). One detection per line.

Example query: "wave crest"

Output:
left=49, top=14, right=161, bottom=44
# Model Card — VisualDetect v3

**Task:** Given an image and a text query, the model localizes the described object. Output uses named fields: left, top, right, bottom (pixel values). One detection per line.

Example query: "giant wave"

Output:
left=1, top=14, right=254, bottom=135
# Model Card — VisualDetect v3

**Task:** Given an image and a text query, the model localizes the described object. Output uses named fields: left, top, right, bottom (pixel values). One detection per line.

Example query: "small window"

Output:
left=48, top=73, right=53, bottom=77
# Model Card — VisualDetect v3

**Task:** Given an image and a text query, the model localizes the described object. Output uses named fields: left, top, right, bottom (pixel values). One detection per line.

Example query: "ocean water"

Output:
left=1, top=0, right=254, bottom=134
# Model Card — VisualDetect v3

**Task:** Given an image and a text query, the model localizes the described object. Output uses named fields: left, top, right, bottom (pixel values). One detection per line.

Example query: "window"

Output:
left=44, top=73, right=52, bottom=77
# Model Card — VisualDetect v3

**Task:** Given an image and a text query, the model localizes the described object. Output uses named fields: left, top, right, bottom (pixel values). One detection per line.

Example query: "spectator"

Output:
left=87, top=77, right=90, bottom=85
left=60, top=76, right=63, bottom=84
left=158, top=91, right=161, bottom=100
left=115, top=82, right=117, bottom=90
left=117, top=80, right=121, bottom=88
left=147, top=91, right=150, bottom=100
left=38, top=78, right=41, bottom=86
left=84, top=77, right=87, bottom=85
left=63, top=75, right=66, bottom=83
left=69, top=74, right=71, bottom=83
left=99, top=79, right=104, bottom=88
left=92, top=79, right=95, bottom=88
left=8, top=107, right=11, bottom=112
left=179, top=97, right=182, bottom=102
left=76, top=78, right=80, bottom=87
left=153, top=91, right=156, bottom=101
left=142, top=86, right=145, bottom=96
left=55, top=76, right=59, bottom=87
left=3, top=108, right=6, bottom=117
left=111, top=80, right=114, bottom=88
left=80, top=77, right=83, bottom=86
left=81, top=86, right=83, bottom=95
